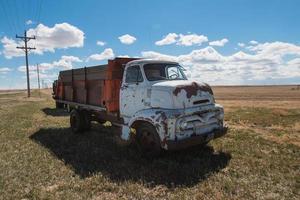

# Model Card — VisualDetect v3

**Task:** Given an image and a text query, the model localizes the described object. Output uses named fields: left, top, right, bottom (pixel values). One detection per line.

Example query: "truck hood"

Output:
left=150, top=80, right=215, bottom=109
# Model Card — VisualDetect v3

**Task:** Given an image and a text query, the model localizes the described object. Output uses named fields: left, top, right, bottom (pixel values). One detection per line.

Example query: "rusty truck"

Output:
left=52, top=57, right=227, bottom=156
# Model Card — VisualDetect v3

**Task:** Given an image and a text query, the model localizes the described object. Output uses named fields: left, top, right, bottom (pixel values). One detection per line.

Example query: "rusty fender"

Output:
left=126, top=103, right=225, bottom=150
left=125, top=108, right=176, bottom=149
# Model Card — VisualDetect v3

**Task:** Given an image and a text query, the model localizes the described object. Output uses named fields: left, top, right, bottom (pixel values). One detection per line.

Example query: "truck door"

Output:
left=120, top=65, right=146, bottom=118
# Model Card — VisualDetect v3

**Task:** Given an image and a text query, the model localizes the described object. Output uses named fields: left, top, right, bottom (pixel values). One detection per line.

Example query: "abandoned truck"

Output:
left=52, top=57, right=227, bottom=156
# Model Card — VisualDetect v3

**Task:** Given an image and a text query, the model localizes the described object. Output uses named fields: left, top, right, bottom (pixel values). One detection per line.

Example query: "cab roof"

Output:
left=127, top=59, right=179, bottom=66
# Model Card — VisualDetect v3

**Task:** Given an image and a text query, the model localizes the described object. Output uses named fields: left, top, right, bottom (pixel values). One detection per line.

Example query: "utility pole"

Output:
left=36, top=63, right=41, bottom=97
left=16, top=30, right=36, bottom=97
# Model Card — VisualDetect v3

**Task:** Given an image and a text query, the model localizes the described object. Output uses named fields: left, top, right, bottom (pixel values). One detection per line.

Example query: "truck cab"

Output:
left=119, top=60, right=227, bottom=153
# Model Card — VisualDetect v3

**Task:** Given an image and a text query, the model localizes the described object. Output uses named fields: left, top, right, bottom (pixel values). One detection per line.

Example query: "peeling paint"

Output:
left=121, top=125, right=131, bottom=140
left=173, top=81, right=213, bottom=98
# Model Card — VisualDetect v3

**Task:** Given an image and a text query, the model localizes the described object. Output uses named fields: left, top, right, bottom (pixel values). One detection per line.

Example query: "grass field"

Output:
left=0, top=86, right=299, bottom=199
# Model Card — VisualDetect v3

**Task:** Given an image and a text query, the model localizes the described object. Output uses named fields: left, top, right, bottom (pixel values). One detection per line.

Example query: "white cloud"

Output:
left=288, top=58, right=300, bottom=65
left=17, top=55, right=82, bottom=89
left=247, top=42, right=300, bottom=57
left=155, top=33, right=178, bottom=46
left=209, top=38, right=228, bottom=47
left=18, top=65, right=37, bottom=73
left=18, top=56, right=82, bottom=73
left=177, top=34, right=208, bottom=46
left=118, top=34, right=136, bottom=45
left=38, top=63, right=53, bottom=71
left=141, top=51, right=177, bottom=62
left=1, top=23, right=85, bottom=58
left=238, top=42, right=245, bottom=47
left=0, top=36, right=24, bottom=59
left=29, top=23, right=84, bottom=54
left=249, top=40, right=258, bottom=45
left=52, top=55, right=82, bottom=69
left=142, top=46, right=224, bottom=65
left=154, top=33, right=208, bottom=46
left=87, top=48, right=115, bottom=61
left=0, top=67, right=12, bottom=74
left=26, top=20, right=33, bottom=25
left=118, top=55, right=130, bottom=58
left=96, top=40, right=106, bottom=46
left=19, top=66, right=58, bottom=83
left=142, top=41, right=300, bottom=85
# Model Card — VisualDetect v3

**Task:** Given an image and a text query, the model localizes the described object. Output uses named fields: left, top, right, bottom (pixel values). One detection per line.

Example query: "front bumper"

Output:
left=166, top=126, right=228, bottom=150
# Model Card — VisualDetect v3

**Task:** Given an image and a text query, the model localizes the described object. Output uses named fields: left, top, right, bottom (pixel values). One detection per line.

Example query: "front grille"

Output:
left=176, top=110, right=221, bottom=135
left=193, top=99, right=210, bottom=105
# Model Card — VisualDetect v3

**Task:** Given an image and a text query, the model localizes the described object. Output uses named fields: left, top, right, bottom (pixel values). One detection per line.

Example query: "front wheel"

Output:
left=136, top=123, right=161, bottom=157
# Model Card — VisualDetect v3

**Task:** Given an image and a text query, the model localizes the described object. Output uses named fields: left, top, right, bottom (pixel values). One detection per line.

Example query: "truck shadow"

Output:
left=30, top=125, right=231, bottom=188
left=41, top=108, right=69, bottom=117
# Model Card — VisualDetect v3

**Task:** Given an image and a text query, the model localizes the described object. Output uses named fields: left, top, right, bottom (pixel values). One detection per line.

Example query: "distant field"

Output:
left=0, top=86, right=299, bottom=199
left=0, top=89, right=27, bottom=93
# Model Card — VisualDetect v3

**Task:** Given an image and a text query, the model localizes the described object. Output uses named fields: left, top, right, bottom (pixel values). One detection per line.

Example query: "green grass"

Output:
left=226, top=107, right=300, bottom=127
left=0, top=91, right=299, bottom=199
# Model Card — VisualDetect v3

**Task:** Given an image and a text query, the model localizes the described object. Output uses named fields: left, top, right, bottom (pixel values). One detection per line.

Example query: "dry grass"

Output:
left=0, top=86, right=299, bottom=199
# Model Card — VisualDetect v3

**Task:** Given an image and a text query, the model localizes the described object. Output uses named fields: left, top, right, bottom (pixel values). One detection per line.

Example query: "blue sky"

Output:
left=0, top=0, right=300, bottom=89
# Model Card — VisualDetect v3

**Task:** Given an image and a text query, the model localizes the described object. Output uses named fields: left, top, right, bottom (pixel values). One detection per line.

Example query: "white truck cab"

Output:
left=120, top=59, right=227, bottom=153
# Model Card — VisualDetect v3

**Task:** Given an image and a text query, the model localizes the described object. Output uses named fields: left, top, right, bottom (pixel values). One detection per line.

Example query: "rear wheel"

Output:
left=136, top=123, right=161, bottom=157
left=81, top=110, right=91, bottom=131
left=70, top=109, right=85, bottom=134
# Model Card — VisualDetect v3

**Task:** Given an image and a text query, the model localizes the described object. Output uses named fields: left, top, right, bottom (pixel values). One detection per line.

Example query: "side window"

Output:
left=125, top=65, right=143, bottom=83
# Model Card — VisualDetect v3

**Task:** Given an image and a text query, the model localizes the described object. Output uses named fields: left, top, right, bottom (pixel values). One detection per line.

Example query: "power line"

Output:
left=13, top=0, right=22, bottom=32
left=32, top=0, right=44, bottom=50
left=6, top=0, right=19, bottom=33
left=34, top=0, right=40, bottom=24
left=0, top=0, right=16, bottom=35
left=36, top=0, right=44, bottom=25
left=16, top=30, right=36, bottom=98
left=21, top=0, right=26, bottom=30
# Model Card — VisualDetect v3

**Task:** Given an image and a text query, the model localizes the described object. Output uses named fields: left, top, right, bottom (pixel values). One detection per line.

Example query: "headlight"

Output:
left=216, top=109, right=224, bottom=120
left=179, top=120, right=188, bottom=130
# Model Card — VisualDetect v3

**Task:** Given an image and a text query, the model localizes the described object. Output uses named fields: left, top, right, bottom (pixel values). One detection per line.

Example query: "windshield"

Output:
left=144, top=63, right=187, bottom=81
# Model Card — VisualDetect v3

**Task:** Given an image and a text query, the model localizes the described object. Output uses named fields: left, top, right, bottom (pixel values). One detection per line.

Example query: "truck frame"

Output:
left=53, top=57, right=227, bottom=156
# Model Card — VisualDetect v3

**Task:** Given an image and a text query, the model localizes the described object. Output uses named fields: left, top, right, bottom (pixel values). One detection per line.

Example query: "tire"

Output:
left=81, top=110, right=91, bottom=131
left=197, top=141, right=209, bottom=149
left=70, top=109, right=85, bottom=134
left=136, top=122, right=162, bottom=157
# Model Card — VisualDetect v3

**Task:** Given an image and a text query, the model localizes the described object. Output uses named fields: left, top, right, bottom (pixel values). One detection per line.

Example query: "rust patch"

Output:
left=173, top=82, right=213, bottom=98
left=162, top=121, right=168, bottom=136
left=161, top=137, right=167, bottom=146
left=135, top=117, right=153, bottom=124
left=160, top=112, right=167, bottom=121
left=160, top=112, right=168, bottom=135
